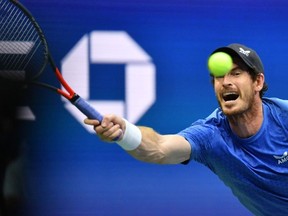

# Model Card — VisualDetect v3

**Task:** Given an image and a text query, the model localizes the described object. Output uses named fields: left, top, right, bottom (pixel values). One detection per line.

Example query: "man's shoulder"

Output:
left=203, top=108, right=226, bottom=125
left=180, top=108, right=226, bottom=136
left=263, top=97, right=288, bottom=110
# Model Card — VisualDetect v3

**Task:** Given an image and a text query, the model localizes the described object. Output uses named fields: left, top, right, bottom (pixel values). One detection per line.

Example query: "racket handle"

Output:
left=71, top=95, right=121, bottom=141
left=71, top=96, right=103, bottom=121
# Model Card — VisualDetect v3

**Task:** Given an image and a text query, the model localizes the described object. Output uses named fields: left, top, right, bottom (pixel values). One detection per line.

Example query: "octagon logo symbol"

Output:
left=61, top=31, right=156, bottom=132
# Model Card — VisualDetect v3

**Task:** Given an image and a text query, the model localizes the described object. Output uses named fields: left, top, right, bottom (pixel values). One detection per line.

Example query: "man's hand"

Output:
left=84, top=114, right=125, bottom=142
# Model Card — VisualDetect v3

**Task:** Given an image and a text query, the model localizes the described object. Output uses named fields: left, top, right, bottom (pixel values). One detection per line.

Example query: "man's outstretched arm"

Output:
left=84, top=115, right=191, bottom=164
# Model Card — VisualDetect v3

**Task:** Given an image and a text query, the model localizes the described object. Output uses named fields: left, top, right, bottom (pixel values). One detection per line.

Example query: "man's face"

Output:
left=213, top=64, right=259, bottom=116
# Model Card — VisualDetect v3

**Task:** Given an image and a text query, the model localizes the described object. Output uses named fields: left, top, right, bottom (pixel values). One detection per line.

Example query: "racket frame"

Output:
left=5, top=0, right=104, bottom=121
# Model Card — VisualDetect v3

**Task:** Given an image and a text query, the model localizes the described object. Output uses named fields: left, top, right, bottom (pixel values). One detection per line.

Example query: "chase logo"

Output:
left=61, top=31, right=156, bottom=132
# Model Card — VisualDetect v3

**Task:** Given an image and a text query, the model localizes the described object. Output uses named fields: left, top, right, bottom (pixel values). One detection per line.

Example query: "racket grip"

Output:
left=72, top=96, right=103, bottom=121
left=72, top=95, right=122, bottom=141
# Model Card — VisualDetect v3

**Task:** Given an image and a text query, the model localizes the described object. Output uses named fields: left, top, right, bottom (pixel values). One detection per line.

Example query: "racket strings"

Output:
left=1, top=9, right=32, bottom=70
left=0, top=0, right=47, bottom=81
left=8, top=19, right=42, bottom=72
left=1, top=2, right=40, bottom=68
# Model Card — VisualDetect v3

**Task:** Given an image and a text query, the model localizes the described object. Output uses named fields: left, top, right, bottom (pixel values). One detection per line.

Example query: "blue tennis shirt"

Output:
left=178, top=98, right=288, bottom=216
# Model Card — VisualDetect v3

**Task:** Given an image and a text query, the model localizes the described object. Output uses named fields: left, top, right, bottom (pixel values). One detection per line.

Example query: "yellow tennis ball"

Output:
left=208, top=52, right=233, bottom=77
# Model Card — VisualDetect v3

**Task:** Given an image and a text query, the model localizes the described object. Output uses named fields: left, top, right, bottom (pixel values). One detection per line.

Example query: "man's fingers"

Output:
left=84, top=115, right=124, bottom=142
left=101, top=122, right=119, bottom=136
left=97, top=124, right=122, bottom=142
left=84, top=118, right=100, bottom=126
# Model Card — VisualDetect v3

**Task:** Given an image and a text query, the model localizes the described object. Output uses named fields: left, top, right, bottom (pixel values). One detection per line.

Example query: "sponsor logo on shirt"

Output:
left=273, top=151, right=288, bottom=165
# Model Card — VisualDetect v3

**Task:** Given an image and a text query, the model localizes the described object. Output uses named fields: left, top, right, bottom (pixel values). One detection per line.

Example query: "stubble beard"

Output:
left=218, top=92, right=255, bottom=118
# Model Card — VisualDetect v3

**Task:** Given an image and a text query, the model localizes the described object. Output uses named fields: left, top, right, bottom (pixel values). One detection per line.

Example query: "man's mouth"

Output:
left=222, top=92, right=239, bottom=102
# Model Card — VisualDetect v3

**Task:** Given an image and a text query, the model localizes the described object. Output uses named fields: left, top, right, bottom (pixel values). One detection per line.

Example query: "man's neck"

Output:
left=228, top=99, right=263, bottom=138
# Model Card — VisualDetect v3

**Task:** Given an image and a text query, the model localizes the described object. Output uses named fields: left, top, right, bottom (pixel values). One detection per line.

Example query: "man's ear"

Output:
left=255, top=73, right=265, bottom=92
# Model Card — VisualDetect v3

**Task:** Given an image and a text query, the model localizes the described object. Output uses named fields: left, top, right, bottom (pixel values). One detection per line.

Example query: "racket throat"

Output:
left=69, top=94, right=80, bottom=103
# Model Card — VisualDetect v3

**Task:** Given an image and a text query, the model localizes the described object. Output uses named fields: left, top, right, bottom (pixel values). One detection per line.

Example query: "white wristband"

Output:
left=116, top=119, right=142, bottom=151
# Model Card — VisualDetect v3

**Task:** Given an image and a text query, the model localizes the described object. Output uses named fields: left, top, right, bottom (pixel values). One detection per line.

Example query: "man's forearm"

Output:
left=126, top=126, right=166, bottom=164
left=127, top=126, right=191, bottom=164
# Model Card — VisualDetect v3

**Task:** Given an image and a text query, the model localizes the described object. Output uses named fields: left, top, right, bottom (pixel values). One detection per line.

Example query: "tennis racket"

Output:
left=0, top=0, right=103, bottom=121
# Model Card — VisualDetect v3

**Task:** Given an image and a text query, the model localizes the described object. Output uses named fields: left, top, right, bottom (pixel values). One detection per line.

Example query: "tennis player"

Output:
left=84, top=43, right=288, bottom=216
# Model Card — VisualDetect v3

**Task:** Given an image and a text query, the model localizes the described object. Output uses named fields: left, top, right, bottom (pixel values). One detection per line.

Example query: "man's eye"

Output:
left=231, top=70, right=241, bottom=76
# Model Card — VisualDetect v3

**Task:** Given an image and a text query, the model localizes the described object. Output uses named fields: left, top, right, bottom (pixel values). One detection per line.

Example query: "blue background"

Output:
left=18, top=0, right=288, bottom=215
